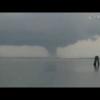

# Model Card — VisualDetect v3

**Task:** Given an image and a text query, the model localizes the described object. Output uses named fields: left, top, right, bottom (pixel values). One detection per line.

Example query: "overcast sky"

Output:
left=0, top=13, right=100, bottom=57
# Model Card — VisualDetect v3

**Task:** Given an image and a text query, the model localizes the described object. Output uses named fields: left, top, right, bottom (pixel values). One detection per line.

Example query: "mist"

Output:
left=56, top=35, right=100, bottom=58
left=0, top=45, right=49, bottom=57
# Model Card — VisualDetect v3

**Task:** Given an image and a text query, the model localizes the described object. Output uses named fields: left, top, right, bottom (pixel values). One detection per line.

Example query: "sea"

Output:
left=0, top=57, right=99, bottom=87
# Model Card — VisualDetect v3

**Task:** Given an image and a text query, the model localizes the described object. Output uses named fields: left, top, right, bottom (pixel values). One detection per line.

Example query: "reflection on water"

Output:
left=0, top=58, right=99, bottom=87
left=41, top=61, right=57, bottom=86
left=45, top=61, right=56, bottom=72
left=94, top=66, right=99, bottom=72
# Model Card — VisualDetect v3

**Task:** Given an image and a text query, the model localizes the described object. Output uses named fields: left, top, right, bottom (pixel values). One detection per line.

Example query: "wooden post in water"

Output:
left=94, top=56, right=100, bottom=71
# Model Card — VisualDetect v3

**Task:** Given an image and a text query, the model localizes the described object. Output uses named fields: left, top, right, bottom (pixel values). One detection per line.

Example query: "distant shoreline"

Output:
left=0, top=57, right=94, bottom=59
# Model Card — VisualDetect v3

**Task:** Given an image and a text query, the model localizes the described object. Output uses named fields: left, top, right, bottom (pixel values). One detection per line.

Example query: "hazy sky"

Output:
left=0, top=13, right=100, bottom=57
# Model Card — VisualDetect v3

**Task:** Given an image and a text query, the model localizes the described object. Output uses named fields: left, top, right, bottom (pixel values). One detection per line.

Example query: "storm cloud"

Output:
left=0, top=13, right=100, bottom=56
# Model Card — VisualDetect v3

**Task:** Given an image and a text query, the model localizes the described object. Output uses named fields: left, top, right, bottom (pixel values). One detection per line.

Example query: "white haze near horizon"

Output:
left=56, top=35, right=100, bottom=58
left=0, top=46, right=49, bottom=57
left=0, top=35, right=100, bottom=58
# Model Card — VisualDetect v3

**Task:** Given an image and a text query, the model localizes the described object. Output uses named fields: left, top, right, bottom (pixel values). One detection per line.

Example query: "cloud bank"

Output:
left=0, top=13, right=100, bottom=56
left=0, top=13, right=100, bottom=55
left=0, top=45, right=49, bottom=57
left=56, top=35, right=100, bottom=58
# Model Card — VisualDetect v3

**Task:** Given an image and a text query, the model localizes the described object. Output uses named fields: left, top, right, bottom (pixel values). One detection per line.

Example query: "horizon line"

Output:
left=0, top=57, right=94, bottom=59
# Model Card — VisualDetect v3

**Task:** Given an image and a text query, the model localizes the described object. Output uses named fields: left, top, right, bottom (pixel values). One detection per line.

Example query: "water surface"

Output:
left=0, top=58, right=99, bottom=87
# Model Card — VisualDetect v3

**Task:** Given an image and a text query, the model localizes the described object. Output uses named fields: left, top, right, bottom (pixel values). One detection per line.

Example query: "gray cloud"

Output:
left=0, top=13, right=100, bottom=55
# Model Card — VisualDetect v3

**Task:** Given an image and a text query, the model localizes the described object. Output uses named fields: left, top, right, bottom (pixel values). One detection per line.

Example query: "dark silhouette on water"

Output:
left=94, top=56, right=100, bottom=71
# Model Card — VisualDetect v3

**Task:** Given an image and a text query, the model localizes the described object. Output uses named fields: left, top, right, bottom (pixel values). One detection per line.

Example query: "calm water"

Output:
left=0, top=58, right=99, bottom=87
